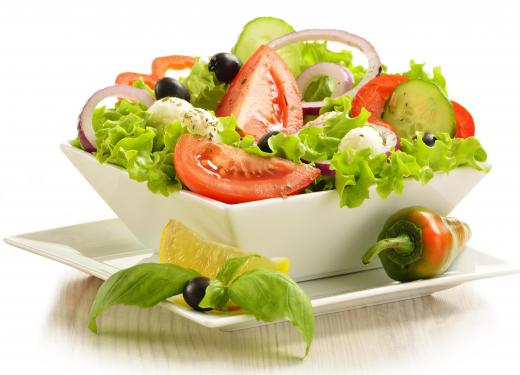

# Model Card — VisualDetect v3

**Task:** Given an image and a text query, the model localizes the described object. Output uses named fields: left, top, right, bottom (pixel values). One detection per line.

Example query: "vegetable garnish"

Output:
left=216, top=45, right=303, bottom=141
left=77, top=85, right=155, bottom=152
left=350, top=74, right=408, bottom=119
left=88, top=254, right=314, bottom=357
left=361, top=206, right=471, bottom=282
left=88, top=263, right=199, bottom=333
left=179, top=58, right=227, bottom=111
left=174, top=134, right=320, bottom=203
left=200, top=254, right=314, bottom=356
left=296, top=62, right=354, bottom=110
left=74, top=16, right=490, bottom=207
left=382, top=79, right=456, bottom=139
left=452, top=100, right=476, bottom=138
left=93, top=99, right=187, bottom=196
left=268, top=29, right=381, bottom=101
left=332, top=132, right=489, bottom=208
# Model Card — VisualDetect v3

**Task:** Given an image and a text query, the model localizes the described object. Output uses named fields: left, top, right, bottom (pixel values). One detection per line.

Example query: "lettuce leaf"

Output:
left=402, top=60, right=447, bottom=95
left=332, top=133, right=490, bottom=208
left=299, top=94, right=370, bottom=161
left=70, top=137, right=84, bottom=150
left=319, top=93, right=353, bottom=114
left=401, top=133, right=490, bottom=172
left=217, top=116, right=305, bottom=163
left=332, top=148, right=381, bottom=207
left=179, top=58, right=227, bottom=111
left=376, top=151, right=434, bottom=199
left=217, top=95, right=369, bottom=165
left=132, top=77, right=155, bottom=98
left=94, top=99, right=186, bottom=196
left=303, top=175, right=336, bottom=193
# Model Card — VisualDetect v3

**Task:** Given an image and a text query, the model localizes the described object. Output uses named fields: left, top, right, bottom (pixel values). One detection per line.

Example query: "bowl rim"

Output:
left=62, top=141, right=488, bottom=210
left=61, top=141, right=337, bottom=208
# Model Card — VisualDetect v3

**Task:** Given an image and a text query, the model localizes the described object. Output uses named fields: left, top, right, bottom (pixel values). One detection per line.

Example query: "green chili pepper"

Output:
left=362, top=206, right=471, bottom=282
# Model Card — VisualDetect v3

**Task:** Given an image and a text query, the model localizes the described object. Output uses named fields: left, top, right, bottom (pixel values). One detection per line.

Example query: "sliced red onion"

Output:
left=369, top=122, right=399, bottom=154
left=77, top=85, right=155, bottom=152
left=315, top=161, right=335, bottom=176
left=297, top=62, right=354, bottom=114
left=302, top=105, right=321, bottom=117
left=269, top=29, right=381, bottom=111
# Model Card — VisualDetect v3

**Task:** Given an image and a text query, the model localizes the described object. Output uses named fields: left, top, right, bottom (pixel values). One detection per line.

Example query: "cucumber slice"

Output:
left=382, top=79, right=456, bottom=139
left=232, top=17, right=302, bottom=75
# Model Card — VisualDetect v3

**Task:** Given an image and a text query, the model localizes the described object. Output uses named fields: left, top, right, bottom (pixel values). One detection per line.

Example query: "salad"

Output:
left=73, top=17, right=489, bottom=208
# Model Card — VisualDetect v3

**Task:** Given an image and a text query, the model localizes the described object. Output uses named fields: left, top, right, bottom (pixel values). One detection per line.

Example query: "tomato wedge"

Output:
left=174, top=134, right=319, bottom=204
left=115, top=55, right=196, bottom=89
left=351, top=75, right=408, bottom=118
left=452, top=100, right=475, bottom=138
left=216, top=45, right=303, bottom=141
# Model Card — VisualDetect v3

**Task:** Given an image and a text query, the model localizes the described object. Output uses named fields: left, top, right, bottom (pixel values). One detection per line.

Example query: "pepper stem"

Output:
left=362, top=234, right=415, bottom=265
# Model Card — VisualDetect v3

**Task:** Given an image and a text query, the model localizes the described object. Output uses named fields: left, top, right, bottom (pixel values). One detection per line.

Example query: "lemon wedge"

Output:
left=159, top=220, right=290, bottom=279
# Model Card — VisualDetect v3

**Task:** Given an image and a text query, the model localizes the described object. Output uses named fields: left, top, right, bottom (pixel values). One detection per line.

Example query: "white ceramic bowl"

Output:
left=61, top=142, right=487, bottom=281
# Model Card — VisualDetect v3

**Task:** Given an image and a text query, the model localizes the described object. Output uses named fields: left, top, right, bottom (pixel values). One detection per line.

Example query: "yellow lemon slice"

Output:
left=159, top=220, right=290, bottom=279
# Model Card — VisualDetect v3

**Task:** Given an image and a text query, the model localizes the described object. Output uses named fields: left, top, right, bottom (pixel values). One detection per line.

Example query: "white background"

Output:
left=1, top=0, right=520, bottom=373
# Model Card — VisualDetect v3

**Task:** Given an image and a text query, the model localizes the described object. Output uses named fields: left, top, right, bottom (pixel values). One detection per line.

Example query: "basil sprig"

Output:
left=88, top=263, right=199, bottom=333
left=88, top=256, right=315, bottom=356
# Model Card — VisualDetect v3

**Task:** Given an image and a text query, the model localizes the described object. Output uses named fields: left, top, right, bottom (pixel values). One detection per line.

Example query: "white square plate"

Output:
left=4, top=219, right=518, bottom=331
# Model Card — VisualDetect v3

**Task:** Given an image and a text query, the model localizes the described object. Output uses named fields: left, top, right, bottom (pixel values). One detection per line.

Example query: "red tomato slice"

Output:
left=174, top=134, right=319, bottom=204
left=351, top=75, right=408, bottom=118
left=451, top=100, right=475, bottom=138
left=216, top=45, right=303, bottom=141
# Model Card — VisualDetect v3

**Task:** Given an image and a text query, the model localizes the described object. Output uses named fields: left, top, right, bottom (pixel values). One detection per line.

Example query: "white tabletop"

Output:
left=1, top=244, right=519, bottom=374
left=1, top=0, right=520, bottom=373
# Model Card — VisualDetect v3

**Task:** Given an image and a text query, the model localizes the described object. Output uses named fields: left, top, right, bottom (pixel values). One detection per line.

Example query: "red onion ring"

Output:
left=77, top=85, right=155, bottom=152
left=297, top=62, right=354, bottom=113
left=315, top=161, right=335, bottom=176
left=269, top=29, right=381, bottom=111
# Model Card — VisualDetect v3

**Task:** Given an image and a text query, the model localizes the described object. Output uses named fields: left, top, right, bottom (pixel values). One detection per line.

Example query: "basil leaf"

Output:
left=88, top=263, right=199, bottom=333
left=216, top=255, right=260, bottom=285
left=199, top=279, right=229, bottom=309
left=228, top=269, right=314, bottom=356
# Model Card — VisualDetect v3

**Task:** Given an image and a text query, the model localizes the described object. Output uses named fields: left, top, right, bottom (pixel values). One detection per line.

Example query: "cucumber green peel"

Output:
left=382, top=79, right=456, bottom=139
left=231, top=17, right=302, bottom=74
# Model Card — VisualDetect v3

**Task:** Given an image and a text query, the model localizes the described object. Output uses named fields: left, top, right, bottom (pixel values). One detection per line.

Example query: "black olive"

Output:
left=183, top=276, right=212, bottom=312
left=422, top=133, right=437, bottom=147
left=154, top=77, right=190, bottom=101
left=208, top=53, right=242, bottom=83
left=257, top=131, right=281, bottom=152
